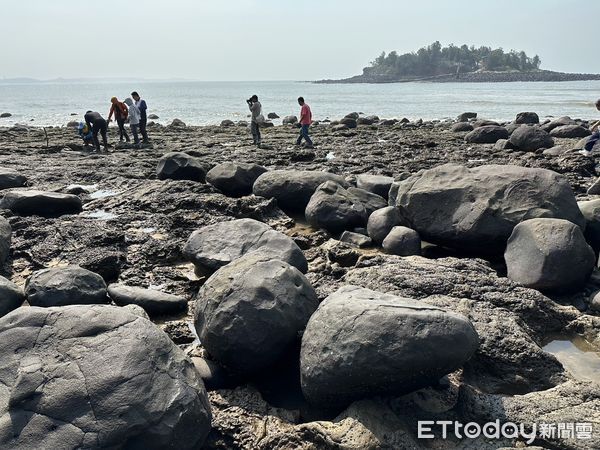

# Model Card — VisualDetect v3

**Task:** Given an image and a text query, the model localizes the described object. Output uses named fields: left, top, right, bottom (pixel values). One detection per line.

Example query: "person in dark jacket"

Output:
left=131, top=91, right=149, bottom=143
left=84, top=111, right=109, bottom=152
left=108, top=97, right=130, bottom=142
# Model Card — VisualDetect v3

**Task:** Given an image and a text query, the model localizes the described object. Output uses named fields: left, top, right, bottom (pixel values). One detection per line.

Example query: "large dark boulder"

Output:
left=549, top=125, right=591, bottom=139
left=0, top=305, right=211, bottom=448
left=457, top=112, right=477, bottom=122
left=505, top=218, right=595, bottom=293
left=0, top=276, right=24, bottom=317
left=253, top=170, right=348, bottom=212
left=515, top=112, right=539, bottom=124
left=0, top=168, right=27, bottom=190
left=578, top=199, right=600, bottom=253
left=339, top=117, right=357, bottom=129
left=25, top=266, right=108, bottom=307
left=107, top=283, right=187, bottom=316
left=206, top=162, right=267, bottom=197
left=394, top=164, right=585, bottom=253
left=347, top=187, right=387, bottom=216
left=464, top=126, right=508, bottom=144
left=305, top=181, right=368, bottom=233
left=195, top=253, right=318, bottom=377
left=356, top=174, right=394, bottom=199
left=0, top=189, right=82, bottom=217
left=541, top=116, right=577, bottom=133
left=382, top=226, right=421, bottom=256
left=451, top=122, right=474, bottom=132
left=508, top=125, right=554, bottom=151
left=300, top=285, right=479, bottom=408
left=183, top=218, right=307, bottom=275
left=156, top=152, right=207, bottom=182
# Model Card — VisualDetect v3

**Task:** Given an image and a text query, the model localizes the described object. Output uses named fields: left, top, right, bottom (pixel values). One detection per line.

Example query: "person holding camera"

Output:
left=247, top=94, right=263, bottom=146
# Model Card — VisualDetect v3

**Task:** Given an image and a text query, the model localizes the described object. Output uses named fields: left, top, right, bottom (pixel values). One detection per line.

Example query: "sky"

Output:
left=1, top=0, right=598, bottom=81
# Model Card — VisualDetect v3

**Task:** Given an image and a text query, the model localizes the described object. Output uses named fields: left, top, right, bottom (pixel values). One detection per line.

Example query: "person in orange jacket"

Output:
left=108, top=96, right=130, bottom=142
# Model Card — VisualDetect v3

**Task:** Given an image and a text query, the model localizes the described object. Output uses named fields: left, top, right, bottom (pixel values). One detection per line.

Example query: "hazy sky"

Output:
left=1, top=0, right=598, bottom=80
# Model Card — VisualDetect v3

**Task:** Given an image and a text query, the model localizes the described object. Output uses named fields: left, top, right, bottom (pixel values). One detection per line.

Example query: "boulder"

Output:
left=464, top=126, right=508, bottom=144
left=473, top=120, right=500, bottom=128
left=25, top=266, right=108, bottom=307
left=505, top=122, right=523, bottom=136
left=156, top=152, right=207, bottom=182
left=356, top=117, right=374, bottom=126
left=339, top=117, right=357, bottom=129
left=493, top=139, right=515, bottom=150
left=305, top=181, right=368, bottom=233
left=505, top=218, right=595, bottom=292
left=195, top=253, right=318, bottom=377
left=267, top=112, right=279, bottom=119
left=508, top=125, right=554, bottom=151
left=344, top=112, right=359, bottom=120
left=451, top=122, right=474, bottom=132
left=0, top=305, right=211, bottom=449
left=394, top=164, right=585, bottom=253
left=300, top=285, right=479, bottom=408
left=340, top=231, right=372, bottom=248
left=107, top=283, right=187, bottom=316
left=356, top=174, right=394, bottom=199
left=367, top=206, right=402, bottom=245
left=148, top=113, right=159, bottom=119
left=365, top=115, right=379, bottom=123
left=0, top=113, right=12, bottom=118
left=220, top=119, right=235, bottom=127
left=382, top=226, right=421, bottom=256
left=206, top=162, right=267, bottom=197
left=0, top=276, right=24, bottom=317
left=542, top=145, right=572, bottom=156
left=253, top=170, right=348, bottom=211
left=169, top=118, right=186, bottom=127
left=541, top=116, right=577, bottom=132
left=347, top=187, right=387, bottom=216
left=549, top=125, right=591, bottom=138
left=0, top=189, right=82, bottom=217
left=183, top=218, right=307, bottom=275
left=457, top=112, right=477, bottom=122
left=0, top=216, right=10, bottom=264
left=578, top=199, right=600, bottom=253
left=282, top=115, right=298, bottom=125
left=379, top=119, right=397, bottom=126
left=590, top=291, right=600, bottom=312
left=515, top=112, right=540, bottom=124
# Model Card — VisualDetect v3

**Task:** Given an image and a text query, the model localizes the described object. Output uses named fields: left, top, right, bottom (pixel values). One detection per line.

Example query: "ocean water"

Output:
left=1, top=79, right=600, bottom=127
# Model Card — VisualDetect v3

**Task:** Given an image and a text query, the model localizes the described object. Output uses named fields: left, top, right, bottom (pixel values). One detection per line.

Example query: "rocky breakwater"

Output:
left=0, top=112, right=599, bottom=449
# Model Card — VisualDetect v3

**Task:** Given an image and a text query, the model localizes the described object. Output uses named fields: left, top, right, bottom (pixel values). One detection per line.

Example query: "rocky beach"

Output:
left=0, top=112, right=598, bottom=449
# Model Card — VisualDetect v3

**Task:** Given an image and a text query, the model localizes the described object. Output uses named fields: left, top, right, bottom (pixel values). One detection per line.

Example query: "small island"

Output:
left=318, top=41, right=600, bottom=83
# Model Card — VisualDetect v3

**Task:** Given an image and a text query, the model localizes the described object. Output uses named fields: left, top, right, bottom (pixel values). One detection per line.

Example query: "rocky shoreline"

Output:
left=0, top=113, right=598, bottom=449
left=317, top=69, right=600, bottom=84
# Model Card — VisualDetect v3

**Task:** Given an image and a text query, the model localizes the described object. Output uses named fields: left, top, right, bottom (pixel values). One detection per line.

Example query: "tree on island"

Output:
left=362, top=41, right=542, bottom=81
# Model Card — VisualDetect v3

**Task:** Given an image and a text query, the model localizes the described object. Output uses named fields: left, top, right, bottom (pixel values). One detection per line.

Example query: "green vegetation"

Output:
left=363, top=41, right=541, bottom=80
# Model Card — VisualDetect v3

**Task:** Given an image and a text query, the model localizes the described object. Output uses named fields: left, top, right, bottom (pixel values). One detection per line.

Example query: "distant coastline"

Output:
left=316, top=70, right=600, bottom=84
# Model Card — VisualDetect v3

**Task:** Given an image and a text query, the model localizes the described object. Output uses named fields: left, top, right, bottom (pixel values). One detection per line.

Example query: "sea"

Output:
left=1, top=79, right=600, bottom=127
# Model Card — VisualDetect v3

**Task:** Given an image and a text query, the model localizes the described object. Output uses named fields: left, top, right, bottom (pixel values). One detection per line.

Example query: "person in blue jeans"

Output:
left=296, top=97, right=313, bottom=148
left=585, top=99, right=600, bottom=152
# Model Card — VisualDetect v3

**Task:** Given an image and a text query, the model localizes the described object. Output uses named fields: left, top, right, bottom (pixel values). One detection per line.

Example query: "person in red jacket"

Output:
left=296, top=96, right=313, bottom=148
left=108, top=97, right=130, bottom=142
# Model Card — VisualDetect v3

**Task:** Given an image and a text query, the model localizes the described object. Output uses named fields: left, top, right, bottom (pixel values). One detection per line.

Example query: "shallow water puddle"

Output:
left=81, top=210, right=118, bottom=220
left=543, top=336, right=600, bottom=382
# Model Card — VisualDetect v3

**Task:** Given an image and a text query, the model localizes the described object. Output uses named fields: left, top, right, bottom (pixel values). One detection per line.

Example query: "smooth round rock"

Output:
left=0, top=189, right=82, bottom=217
left=300, top=286, right=479, bottom=408
left=382, top=226, right=421, bottom=256
left=508, top=125, right=554, bottom=151
left=367, top=206, right=402, bottom=245
left=0, top=168, right=27, bottom=190
left=156, top=152, right=207, bottom=182
left=25, top=266, right=108, bottom=307
left=0, top=305, right=212, bottom=449
left=505, top=218, right=596, bottom=293
left=305, top=181, right=368, bottom=233
left=195, top=253, right=319, bottom=377
left=356, top=174, right=394, bottom=199
left=347, top=187, right=387, bottom=216
left=550, top=125, right=591, bottom=139
left=515, top=112, right=540, bottom=124
left=206, top=162, right=267, bottom=197
left=107, top=283, right=187, bottom=316
left=0, top=275, right=24, bottom=317
left=183, top=218, right=307, bottom=275
left=451, top=122, right=474, bottom=132
left=464, top=126, right=509, bottom=144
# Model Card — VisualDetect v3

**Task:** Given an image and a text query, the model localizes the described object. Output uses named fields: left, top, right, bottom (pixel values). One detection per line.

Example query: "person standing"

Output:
left=84, top=111, right=109, bottom=152
left=296, top=97, right=313, bottom=148
left=108, top=96, right=129, bottom=142
left=123, top=98, right=140, bottom=147
left=131, top=91, right=149, bottom=144
left=247, top=94, right=263, bottom=146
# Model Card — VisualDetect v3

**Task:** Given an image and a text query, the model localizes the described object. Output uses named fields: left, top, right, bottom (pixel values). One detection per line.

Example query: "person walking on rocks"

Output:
left=123, top=98, right=141, bottom=147
left=585, top=98, right=600, bottom=152
left=84, top=111, right=109, bottom=152
left=131, top=91, right=149, bottom=144
left=247, top=94, right=263, bottom=146
left=108, top=96, right=130, bottom=142
left=296, top=97, right=313, bottom=148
